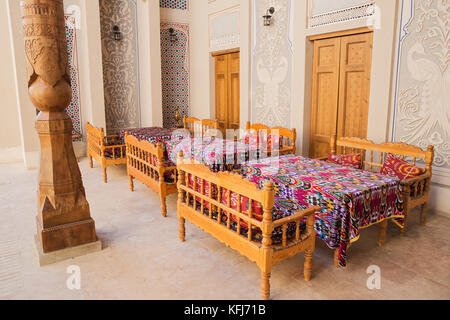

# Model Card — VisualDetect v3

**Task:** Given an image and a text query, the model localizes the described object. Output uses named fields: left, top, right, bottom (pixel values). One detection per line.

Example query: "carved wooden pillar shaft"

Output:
left=21, top=0, right=98, bottom=254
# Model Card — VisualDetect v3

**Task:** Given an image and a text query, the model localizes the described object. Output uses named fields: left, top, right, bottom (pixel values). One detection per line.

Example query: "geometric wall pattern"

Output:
left=65, top=14, right=82, bottom=142
left=160, top=0, right=188, bottom=10
left=160, top=22, right=190, bottom=128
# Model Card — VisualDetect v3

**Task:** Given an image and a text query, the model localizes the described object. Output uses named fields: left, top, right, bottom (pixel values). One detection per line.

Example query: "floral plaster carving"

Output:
left=252, top=0, right=292, bottom=128
left=393, top=0, right=450, bottom=171
left=100, top=0, right=140, bottom=134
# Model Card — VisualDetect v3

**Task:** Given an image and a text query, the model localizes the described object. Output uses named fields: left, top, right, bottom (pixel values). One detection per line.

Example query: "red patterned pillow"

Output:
left=381, top=153, right=425, bottom=180
left=327, top=153, right=361, bottom=169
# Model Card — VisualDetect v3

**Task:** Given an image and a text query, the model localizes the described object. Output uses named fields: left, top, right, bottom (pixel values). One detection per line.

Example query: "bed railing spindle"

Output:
left=295, top=221, right=300, bottom=241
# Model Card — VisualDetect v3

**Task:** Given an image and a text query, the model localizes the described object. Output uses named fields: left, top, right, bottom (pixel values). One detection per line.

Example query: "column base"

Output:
left=34, top=235, right=102, bottom=267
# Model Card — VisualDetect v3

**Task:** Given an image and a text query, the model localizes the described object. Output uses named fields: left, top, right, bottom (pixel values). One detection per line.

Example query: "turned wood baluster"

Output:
left=421, top=146, right=434, bottom=225
left=177, top=152, right=186, bottom=242
left=303, top=215, right=315, bottom=281
left=330, top=135, right=337, bottom=155
left=248, top=201, right=253, bottom=241
left=260, top=181, right=274, bottom=300
left=21, top=0, right=98, bottom=254
left=282, top=225, right=287, bottom=247
left=157, top=143, right=167, bottom=217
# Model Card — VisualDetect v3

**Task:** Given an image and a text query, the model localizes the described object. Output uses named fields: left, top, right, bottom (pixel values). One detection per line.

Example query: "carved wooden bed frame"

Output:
left=327, top=136, right=434, bottom=265
left=183, top=117, right=219, bottom=137
left=125, top=134, right=178, bottom=217
left=176, top=155, right=319, bottom=300
left=246, top=122, right=297, bottom=155
left=87, top=122, right=126, bottom=183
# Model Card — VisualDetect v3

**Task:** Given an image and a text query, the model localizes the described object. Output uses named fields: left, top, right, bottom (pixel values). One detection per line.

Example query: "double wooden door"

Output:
left=309, top=31, right=373, bottom=158
left=214, top=51, right=240, bottom=135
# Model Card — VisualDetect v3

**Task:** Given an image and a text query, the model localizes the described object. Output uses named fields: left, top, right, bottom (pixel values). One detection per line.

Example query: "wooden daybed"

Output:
left=327, top=136, right=434, bottom=242
left=87, top=122, right=126, bottom=183
left=183, top=117, right=220, bottom=137
left=245, top=121, right=297, bottom=155
left=176, top=155, right=319, bottom=300
left=124, top=119, right=219, bottom=217
left=125, top=134, right=177, bottom=217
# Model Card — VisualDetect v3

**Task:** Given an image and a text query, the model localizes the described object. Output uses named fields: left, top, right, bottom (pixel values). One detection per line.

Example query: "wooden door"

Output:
left=337, top=33, right=373, bottom=139
left=309, top=31, right=373, bottom=159
left=309, top=38, right=341, bottom=159
left=214, top=51, right=240, bottom=135
left=215, top=54, right=228, bottom=134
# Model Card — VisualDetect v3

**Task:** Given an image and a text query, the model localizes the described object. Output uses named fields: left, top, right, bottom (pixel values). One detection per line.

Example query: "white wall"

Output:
left=137, top=0, right=163, bottom=127
left=0, top=0, right=22, bottom=164
left=190, top=0, right=251, bottom=127
left=6, top=0, right=40, bottom=169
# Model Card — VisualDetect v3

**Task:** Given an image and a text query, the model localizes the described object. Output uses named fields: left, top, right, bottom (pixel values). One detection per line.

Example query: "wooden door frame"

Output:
left=307, top=27, right=373, bottom=41
left=211, top=48, right=240, bottom=57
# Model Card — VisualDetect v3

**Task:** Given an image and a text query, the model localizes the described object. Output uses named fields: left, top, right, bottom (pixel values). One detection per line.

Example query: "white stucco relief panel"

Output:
left=209, top=6, right=240, bottom=51
left=392, top=0, right=450, bottom=181
left=252, top=0, right=292, bottom=128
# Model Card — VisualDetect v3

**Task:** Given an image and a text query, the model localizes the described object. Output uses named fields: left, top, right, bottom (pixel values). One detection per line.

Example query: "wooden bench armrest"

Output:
left=400, top=172, right=432, bottom=186
left=272, top=206, right=319, bottom=228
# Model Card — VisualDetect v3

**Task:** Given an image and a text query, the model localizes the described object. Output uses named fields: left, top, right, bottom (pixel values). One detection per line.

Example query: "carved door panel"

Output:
left=310, top=37, right=341, bottom=159
left=215, top=54, right=228, bottom=134
left=214, top=51, right=240, bottom=136
left=337, top=33, right=373, bottom=140
left=228, top=52, right=240, bottom=131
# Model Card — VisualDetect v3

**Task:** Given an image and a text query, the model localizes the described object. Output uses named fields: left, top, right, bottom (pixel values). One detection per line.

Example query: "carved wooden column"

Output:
left=21, top=0, right=101, bottom=265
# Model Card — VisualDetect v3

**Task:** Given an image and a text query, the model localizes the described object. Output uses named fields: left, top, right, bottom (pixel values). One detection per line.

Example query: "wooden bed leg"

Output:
left=128, top=175, right=134, bottom=192
left=334, top=249, right=339, bottom=268
left=420, top=203, right=428, bottom=225
left=304, top=249, right=313, bottom=281
left=401, top=199, right=409, bottom=236
left=400, top=214, right=407, bottom=236
left=160, top=194, right=167, bottom=218
left=102, top=166, right=107, bottom=183
left=88, top=155, right=93, bottom=168
left=378, top=220, right=388, bottom=247
left=179, top=217, right=185, bottom=242
left=260, top=272, right=271, bottom=301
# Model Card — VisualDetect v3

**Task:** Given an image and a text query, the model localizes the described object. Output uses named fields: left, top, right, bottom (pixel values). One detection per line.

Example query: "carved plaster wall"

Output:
left=209, top=6, right=240, bottom=52
left=307, top=0, right=375, bottom=28
left=392, top=0, right=450, bottom=177
left=100, top=0, right=140, bottom=134
left=252, top=0, right=292, bottom=128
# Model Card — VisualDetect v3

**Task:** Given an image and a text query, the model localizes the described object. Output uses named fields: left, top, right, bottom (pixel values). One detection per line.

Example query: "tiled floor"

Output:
left=0, top=159, right=449, bottom=300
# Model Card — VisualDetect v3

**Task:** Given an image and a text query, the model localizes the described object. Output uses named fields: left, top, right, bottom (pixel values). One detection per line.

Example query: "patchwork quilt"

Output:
left=165, top=137, right=262, bottom=171
left=119, top=127, right=177, bottom=144
left=239, top=155, right=405, bottom=267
